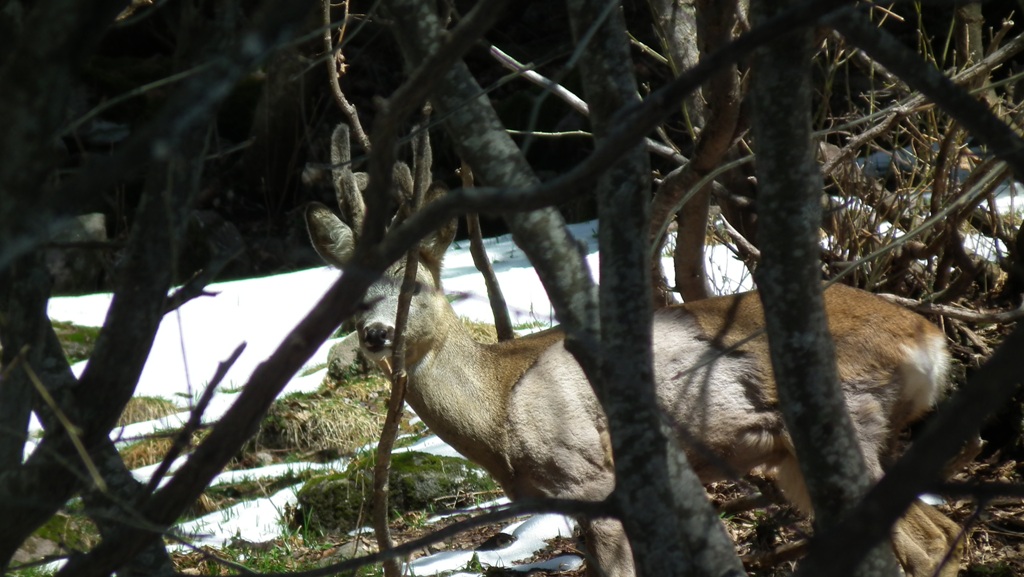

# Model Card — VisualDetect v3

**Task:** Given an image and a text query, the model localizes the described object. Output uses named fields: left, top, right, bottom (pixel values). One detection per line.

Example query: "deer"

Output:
left=304, top=124, right=963, bottom=577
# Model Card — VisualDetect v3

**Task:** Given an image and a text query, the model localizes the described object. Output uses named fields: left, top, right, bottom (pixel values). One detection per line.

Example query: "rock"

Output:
left=332, top=536, right=378, bottom=559
left=477, top=532, right=517, bottom=551
left=327, top=332, right=362, bottom=379
left=12, top=535, right=62, bottom=565
left=178, top=210, right=248, bottom=282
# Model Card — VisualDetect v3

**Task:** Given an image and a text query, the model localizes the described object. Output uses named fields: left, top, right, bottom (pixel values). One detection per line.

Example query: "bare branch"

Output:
left=830, top=11, right=1024, bottom=182
left=52, top=260, right=386, bottom=577
left=460, top=162, right=514, bottom=341
left=876, top=293, right=1024, bottom=324
left=257, top=498, right=609, bottom=577
left=322, top=0, right=371, bottom=152
left=489, top=45, right=687, bottom=165
left=143, top=343, right=246, bottom=495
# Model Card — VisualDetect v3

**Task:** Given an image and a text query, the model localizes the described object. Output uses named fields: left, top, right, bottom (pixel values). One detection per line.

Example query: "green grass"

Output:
left=51, top=320, right=101, bottom=364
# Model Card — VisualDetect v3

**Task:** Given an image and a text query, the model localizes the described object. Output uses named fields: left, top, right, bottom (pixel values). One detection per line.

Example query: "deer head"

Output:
left=305, top=123, right=457, bottom=365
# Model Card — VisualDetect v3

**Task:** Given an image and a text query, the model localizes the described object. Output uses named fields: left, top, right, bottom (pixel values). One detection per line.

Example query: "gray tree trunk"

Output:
left=567, top=1, right=744, bottom=576
left=749, top=1, right=899, bottom=576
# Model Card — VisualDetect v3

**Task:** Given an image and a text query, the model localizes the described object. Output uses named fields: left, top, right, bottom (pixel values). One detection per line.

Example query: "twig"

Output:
left=720, top=215, right=761, bottom=262
left=742, top=540, right=809, bottom=569
left=53, top=263, right=389, bottom=577
left=63, top=63, right=214, bottom=138
left=877, top=293, right=1024, bottom=324
left=163, top=270, right=222, bottom=315
left=322, top=0, right=371, bottom=152
left=359, top=0, right=513, bottom=249
left=371, top=116, right=434, bottom=577
left=372, top=365, right=407, bottom=577
left=143, top=343, right=246, bottom=494
left=716, top=492, right=772, bottom=515
left=820, top=109, right=904, bottom=178
left=489, top=45, right=688, bottom=165
left=461, top=161, right=515, bottom=341
left=371, top=238, right=417, bottom=577
left=18, top=347, right=106, bottom=492
left=797, top=321, right=1024, bottom=577
left=831, top=15, right=1024, bottom=181
left=255, top=497, right=609, bottom=577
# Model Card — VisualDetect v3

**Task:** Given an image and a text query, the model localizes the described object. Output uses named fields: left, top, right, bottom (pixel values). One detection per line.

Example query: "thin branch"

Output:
left=461, top=162, right=514, bottom=341
left=252, top=498, right=608, bottom=577
left=143, top=343, right=246, bottom=494
left=360, top=0, right=513, bottom=249
left=372, top=0, right=858, bottom=270
left=373, top=275, right=413, bottom=577
left=830, top=13, right=1024, bottom=181
left=52, top=260, right=387, bottom=577
left=720, top=215, right=761, bottom=262
left=489, top=45, right=687, bottom=165
left=370, top=120, right=432, bottom=577
left=876, top=293, right=1024, bottom=324
left=321, top=0, right=371, bottom=152
left=797, top=322, right=1024, bottom=577
left=19, top=350, right=105, bottom=492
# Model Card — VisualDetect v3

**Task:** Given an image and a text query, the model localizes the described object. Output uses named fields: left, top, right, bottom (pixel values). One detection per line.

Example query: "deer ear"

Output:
left=305, top=202, right=356, bottom=269
left=420, top=182, right=457, bottom=265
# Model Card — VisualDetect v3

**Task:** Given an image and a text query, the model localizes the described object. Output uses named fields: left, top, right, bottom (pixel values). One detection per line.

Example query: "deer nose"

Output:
left=362, top=323, right=393, bottom=352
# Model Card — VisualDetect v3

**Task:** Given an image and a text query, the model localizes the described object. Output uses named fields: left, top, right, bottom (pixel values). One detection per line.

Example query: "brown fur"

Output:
left=681, top=283, right=943, bottom=412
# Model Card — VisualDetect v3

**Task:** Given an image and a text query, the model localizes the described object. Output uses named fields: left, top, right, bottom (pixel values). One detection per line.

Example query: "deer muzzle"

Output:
left=361, top=322, right=394, bottom=355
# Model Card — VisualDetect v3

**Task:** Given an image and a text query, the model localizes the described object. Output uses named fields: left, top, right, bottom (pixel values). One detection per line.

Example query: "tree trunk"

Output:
left=749, top=1, right=899, bottom=575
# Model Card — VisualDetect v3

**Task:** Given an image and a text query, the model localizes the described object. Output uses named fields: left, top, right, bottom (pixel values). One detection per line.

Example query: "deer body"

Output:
left=310, top=205, right=960, bottom=575
left=395, top=283, right=948, bottom=504
left=304, top=125, right=960, bottom=577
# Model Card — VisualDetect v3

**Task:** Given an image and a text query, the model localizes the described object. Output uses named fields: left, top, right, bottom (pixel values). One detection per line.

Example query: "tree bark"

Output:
left=567, top=1, right=744, bottom=576
left=750, top=1, right=898, bottom=575
left=647, top=0, right=743, bottom=304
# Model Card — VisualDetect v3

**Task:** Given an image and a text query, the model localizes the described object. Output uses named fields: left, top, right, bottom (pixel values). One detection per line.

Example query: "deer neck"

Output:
left=400, top=317, right=514, bottom=476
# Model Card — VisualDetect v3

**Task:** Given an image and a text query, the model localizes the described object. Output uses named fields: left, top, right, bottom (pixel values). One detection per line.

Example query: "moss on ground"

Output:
left=294, top=451, right=498, bottom=535
left=50, top=320, right=101, bottom=364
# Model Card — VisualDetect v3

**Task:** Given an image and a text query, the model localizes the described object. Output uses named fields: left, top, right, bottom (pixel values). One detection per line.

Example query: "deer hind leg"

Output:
left=847, top=392, right=963, bottom=577
left=580, top=516, right=635, bottom=577
left=892, top=501, right=963, bottom=577
left=773, top=395, right=962, bottom=577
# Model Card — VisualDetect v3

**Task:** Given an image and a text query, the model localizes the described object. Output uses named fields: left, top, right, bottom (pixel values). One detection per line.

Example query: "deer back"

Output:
left=676, top=283, right=949, bottom=426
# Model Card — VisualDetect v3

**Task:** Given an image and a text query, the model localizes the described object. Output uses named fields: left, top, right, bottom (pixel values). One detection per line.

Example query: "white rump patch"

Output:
left=899, top=333, right=951, bottom=420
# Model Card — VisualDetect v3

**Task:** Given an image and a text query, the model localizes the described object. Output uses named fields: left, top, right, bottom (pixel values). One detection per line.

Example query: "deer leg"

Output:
left=892, top=501, right=963, bottom=577
left=848, top=395, right=964, bottom=577
left=580, top=516, right=635, bottom=577
left=771, top=396, right=963, bottom=577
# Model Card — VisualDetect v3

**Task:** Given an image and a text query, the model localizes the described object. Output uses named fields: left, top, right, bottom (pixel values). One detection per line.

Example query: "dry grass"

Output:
left=118, top=396, right=181, bottom=427
left=246, top=374, right=392, bottom=459
left=120, top=436, right=176, bottom=470
left=461, top=318, right=498, bottom=343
